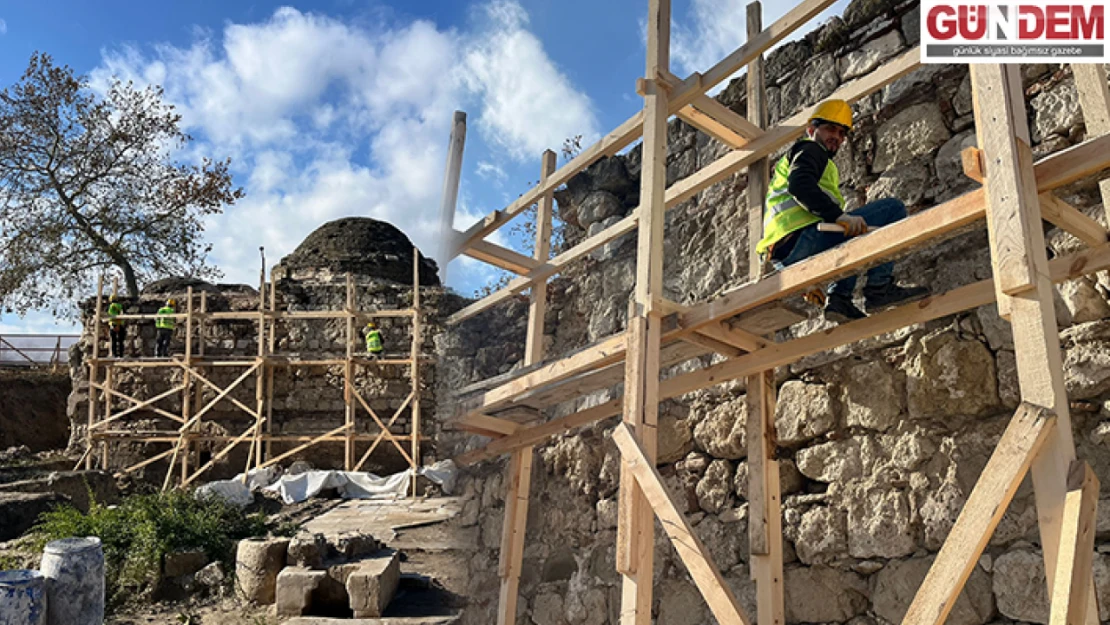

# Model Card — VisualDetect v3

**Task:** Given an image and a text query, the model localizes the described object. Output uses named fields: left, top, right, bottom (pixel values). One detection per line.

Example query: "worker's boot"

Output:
left=863, top=282, right=931, bottom=313
left=824, top=293, right=866, bottom=324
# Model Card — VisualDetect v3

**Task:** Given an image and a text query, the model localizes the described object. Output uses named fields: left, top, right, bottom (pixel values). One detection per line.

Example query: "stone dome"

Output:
left=278, top=217, right=440, bottom=286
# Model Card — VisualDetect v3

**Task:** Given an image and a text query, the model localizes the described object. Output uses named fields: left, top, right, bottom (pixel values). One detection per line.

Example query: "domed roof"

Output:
left=279, top=217, right=439, bottom=286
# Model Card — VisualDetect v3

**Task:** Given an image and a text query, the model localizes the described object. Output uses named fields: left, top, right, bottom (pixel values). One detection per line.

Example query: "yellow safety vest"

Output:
left=756, top=138, right=845, bottom=255
left=155, top=307, right=176, bottom=330
left=365, top=329, right=383, bottom=353
left=107, top=302, right=123, bottom=327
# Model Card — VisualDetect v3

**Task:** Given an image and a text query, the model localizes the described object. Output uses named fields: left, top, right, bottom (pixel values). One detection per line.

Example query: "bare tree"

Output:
left=0, top=53, right=243, bottom=316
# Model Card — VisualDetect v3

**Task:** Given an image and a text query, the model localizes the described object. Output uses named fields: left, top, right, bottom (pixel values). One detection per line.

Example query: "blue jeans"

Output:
left=776, top=197, right=907, bottom=297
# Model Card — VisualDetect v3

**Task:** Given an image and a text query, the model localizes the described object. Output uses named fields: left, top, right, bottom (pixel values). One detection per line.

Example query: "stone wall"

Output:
left=70, top=272, right=459, bottom=481
left=438, top=1, right=1110, bottom=623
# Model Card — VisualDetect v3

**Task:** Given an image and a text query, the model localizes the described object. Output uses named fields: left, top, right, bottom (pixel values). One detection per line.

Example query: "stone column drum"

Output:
left=39, top=537, right=104, bottom=625
left=235, top=537, right=289, bottom=604
left=0, top=569, right=47, bottom=625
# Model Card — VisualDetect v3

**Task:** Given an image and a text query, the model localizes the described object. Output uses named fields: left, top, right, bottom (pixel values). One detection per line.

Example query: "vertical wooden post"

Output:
left=438, top=111, right=468, bottom=279
left=410, top=248, right=422, bottom=497
left=266, top=275, right=277, bottom=460
left=1049, top=461, right=1100, bottom=625
left=345, top=273, right=355, bottom=471
left=101, top=365, right=112, bottom=469
left=970, top=63, right=1098, bottom=624
left=743, top=7, right=783, bottom=624
left=496, top=149, right=558, bottom=625
left=617, top=2, right=669, bottom=623
left=746, top=1, right=769, bottom=283
left=253, top=267, right=266, bottom=471
left=1072, top=64, right=1110, bottom=228
left=193, top=291, right=207, bottom=472
left=86, top=275, right=104, bottom=471
left=181, top=287, right=194, bottom=483
left=746, top=370, right=783, bottom=625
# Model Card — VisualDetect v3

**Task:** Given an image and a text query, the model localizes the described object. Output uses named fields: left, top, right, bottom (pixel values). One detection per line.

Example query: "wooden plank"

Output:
left=902, top=403, right=1056, bottom=625
left=1039, top=193, right=1108, bottom=248
left=971, top=63, right=1092, bottom=623
left=1049, top=461, right=1100, bottom=625
left=677, top=103, right=755, bottom=149
left=457, top=414, right=521, bottom=437
left=438, top=110, right=467, bottom=276
left=253, top=422, right=348, bottom=473
left=973, top=65, right=1052, bottom=296
left=455, top=333, right=627, bottom=418
left=679, top=187, right=988, bottom=333
left=464, top=239, right=541, bottom=275
left=88, top=384, right=187, bottom=429
left=1072, top=64, right=1110, bottom=230
left=449, top=212, right=639, bottom=324
left=495, top=447, right=533, bottom=625
left=681, top=331, right=744, bottom=358
left=353, top=391, right=416, bottom=472
left=1031, top=132, right=1110, bottom=192
left=613, top=423, right=752, bottom=625
left=695, top=320, right=768, bottom=352
left=455, top=240, right=1110, bottom=465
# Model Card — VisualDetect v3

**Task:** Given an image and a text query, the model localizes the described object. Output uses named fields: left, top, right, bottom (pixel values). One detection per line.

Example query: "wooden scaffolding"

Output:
left=443, top=1, right=1110, bottom=623
left=78, top=252, right=428, bottom=494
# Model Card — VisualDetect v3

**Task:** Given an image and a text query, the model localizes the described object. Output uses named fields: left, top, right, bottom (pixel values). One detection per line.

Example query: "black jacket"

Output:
left=785, top=140, right=844, bottom=223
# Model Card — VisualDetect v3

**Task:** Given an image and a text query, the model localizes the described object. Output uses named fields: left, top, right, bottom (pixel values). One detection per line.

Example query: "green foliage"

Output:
left=34, top=490, right=267, bottom=609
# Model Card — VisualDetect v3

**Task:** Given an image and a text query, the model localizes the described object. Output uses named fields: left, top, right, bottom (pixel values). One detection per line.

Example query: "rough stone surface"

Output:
left=287, top=533, right=329, bottom=569
left=872, top=556, right=994, bottom=625
left=906, top=332, right=998, bottom=420
left=840, top=360, right=902, bottom=431
left=0, top=492, right=66, bottom=541
left=695, top=459, right=733, bottom=514
left=693, top=397, right=747, bottom=459
left=844, top=485, right=916, bottom=559
left=236, top=537, right=289, bottom=604
left=993, top=549, right=1048, bottom=623
left=794, top=506, right=848, bottom=564
left=796, top=438, right=864, bottom=483
left=873, top=103, right=951, bottom=172
left=1031, top=78, right=1082, bottom=143
left=783, top=566, right=869, bottom=623
left=775, top=381, right=838, bottom=446
left=840, top=30, right=903, bottom=80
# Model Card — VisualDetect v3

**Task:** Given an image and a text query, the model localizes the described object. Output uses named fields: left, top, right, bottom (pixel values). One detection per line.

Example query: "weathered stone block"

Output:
left=344, top=552, right=400, bottom=618
left=275, top=567, right=327, bottom=617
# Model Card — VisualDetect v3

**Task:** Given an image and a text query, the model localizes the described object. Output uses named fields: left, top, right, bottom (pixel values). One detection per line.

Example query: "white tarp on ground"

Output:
left=195, top=461, right=458, bottom=506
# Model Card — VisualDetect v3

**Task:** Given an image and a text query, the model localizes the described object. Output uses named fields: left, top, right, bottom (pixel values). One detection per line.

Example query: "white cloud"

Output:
left=87, top=2, right=597, bottom=295
left=672, top=0, right=749, bottom=77
left=476, top=160, right=507, bottom=185
left=0, top=19, right=7, bottom=35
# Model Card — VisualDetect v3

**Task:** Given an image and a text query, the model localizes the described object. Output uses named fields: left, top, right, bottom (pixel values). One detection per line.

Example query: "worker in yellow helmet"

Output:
left=155, top=298, right=177, bottom=357
left=363, top=320, right=383, bottom=360
left=106, top=294, right=126, bottom=358
left=756, top=99, right=928, bottom=323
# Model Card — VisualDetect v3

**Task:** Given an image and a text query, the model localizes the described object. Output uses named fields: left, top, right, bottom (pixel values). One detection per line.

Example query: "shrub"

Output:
left=34, top=490, right=268, bottom=608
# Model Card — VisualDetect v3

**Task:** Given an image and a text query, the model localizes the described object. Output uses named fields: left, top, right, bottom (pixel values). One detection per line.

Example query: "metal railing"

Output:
left=0, top=333, right=80, bottom=369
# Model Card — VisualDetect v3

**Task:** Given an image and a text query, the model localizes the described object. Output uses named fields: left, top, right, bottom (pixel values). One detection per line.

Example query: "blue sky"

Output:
left=0, top=0, right=849, bottom=334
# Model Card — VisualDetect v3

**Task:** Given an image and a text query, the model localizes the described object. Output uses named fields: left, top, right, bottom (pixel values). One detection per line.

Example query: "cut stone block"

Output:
left=236, top=537, right=289, bottom=604
left=276, top=567, right=327, bottom=617
left=345, top=552, right=401, bottom=618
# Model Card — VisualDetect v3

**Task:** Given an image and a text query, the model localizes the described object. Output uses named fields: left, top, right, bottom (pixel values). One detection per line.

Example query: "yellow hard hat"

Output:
left=366, top=321, right=377, bottom=329
left=109, top=294, right=117, bottom=302
left=810, top=99, right=853, bottom=131
left=167, top=298, right=177, bottom=307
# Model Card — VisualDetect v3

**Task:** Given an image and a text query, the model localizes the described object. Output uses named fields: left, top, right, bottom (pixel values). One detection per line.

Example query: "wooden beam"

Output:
left=353, top=390, right=416, bottom=472
left=1039, top=193, right=1108, bottom=248
left=902, top=403, right=1056, bottom=625
left=455, top=241, right=1110, bottom=466
left=1072, top=64, right=1110, bottom=229
left=455, top=333, right=627, bottom=419
left=449, top=212, right=639, bottom=324
left=971, top=62, right=1091, bottom=623
left=457, top=414, right=521, bottom=437
left=746, top=369, right=784, bottom=625
left=695, top=320, right=768, bottom=352
left=613, top=423, right=752, bottom=625
left=496, top=446, right=533, bottom=625
left=1049, top=461, right=1100, bottom=625
left=677, top=94, right=764, bottom=149
left=747, top=1, right=769, bottom=282
left=962, top=146, right=1108, bottom=248
left=464, top=239, right=541, bottom=275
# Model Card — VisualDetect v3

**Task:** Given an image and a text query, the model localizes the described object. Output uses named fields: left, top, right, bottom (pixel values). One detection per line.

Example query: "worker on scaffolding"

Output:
left=106, top=295, right=125, bottom=358
left=155, top=299, right=177, bottom=358
left=363, top=320, right=384, bottom=360
left=757, top=99, right=929, bottom=323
